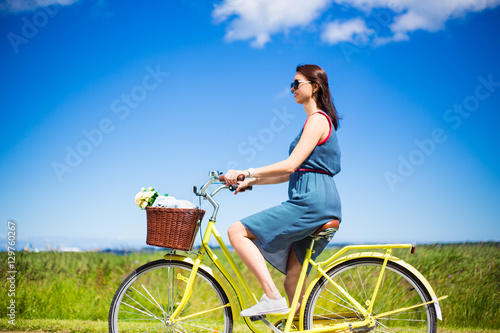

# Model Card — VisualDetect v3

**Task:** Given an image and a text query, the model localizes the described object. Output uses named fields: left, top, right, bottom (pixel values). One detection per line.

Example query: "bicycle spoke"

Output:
left=173, top=322, right=188, bottom=333
left=345, top=267, right=364, bottom=302
left=377, top=270, right=397, bottom=311
left=172, top=273, right=184, bottom=315
left=153, top=269, right=167, bottom=320
left=318, top=296, right=361, bottom=316
left=325, top=281, right=357, bottom=308
left=356, top=266, right=369, bottom=302
left=129, top=286, right=162, bottom=312
left=122, top=296, right=163, bottom=321
left=318, top=287, right=363, bottom=315
left=119, top=311, right=161, bottom=319
left=141, top=283, right=168, bottom=317
left=380, top=283, right=413, bottom=308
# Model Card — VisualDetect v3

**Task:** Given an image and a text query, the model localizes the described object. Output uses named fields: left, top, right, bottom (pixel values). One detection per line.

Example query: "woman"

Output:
left=224, top=64, right=342, bottom=317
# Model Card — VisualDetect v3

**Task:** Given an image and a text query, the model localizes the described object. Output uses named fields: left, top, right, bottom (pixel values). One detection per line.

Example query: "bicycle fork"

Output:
left=165, top=221, right=232, bottom=325
left=165, top=255, right=203, bottom=325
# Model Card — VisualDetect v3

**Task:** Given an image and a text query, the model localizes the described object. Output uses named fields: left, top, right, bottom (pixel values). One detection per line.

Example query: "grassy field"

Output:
left=1, top=319, right=499, bottom=333
left=0, top=242, right=498, bottom=332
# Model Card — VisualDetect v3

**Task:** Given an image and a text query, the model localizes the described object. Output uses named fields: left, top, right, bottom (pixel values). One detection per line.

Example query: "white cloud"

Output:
left=212, top=0, right=332, bottom=48
left=331, top=0, right=500, bottom=45
left=322, top=17, right=374, bottom=44
left=0, top=0, right=79, bottom=13
left=213, top=0, right=500, bottom=48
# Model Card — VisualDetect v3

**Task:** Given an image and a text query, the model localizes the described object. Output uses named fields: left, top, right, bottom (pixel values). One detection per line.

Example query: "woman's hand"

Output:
left=234, top=178, right=252, bottom=195
left=224, top=169, right=249, bottom=185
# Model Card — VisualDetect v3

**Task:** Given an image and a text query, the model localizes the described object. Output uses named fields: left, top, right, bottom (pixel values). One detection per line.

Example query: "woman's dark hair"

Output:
left=296, top=64, right=341, bottom=130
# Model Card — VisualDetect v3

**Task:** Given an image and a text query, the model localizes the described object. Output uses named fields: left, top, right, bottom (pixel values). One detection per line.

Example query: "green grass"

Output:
left=386, top=242, right=500, bottom=329
left=0, top=319, right=107, bottom=333
left=0, top=242, right=498, bottom=332
left=1, top=319, right=498, bottom=333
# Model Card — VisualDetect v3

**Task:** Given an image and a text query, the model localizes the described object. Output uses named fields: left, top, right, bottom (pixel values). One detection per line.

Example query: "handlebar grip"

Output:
left=219, top=174, right=246, bottom=182
left=219, top=174, right=252, bottom=192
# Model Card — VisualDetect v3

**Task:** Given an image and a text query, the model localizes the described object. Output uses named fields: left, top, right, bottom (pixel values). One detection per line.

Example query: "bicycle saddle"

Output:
left=312, top=219, right=339, bottom=242
left=312, top=220, right=339, bottom=235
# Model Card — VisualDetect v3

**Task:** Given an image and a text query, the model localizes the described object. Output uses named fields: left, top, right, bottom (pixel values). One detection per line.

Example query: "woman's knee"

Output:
left=227, top=221, right=255, bottom=243
left=227, top=221, right=244, bottom=242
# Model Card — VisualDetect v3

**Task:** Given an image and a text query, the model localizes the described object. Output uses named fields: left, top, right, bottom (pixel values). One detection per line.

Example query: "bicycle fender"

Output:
left=162, top=254, right=239, bottom=320
left=303, top=252, right=443, bottom=321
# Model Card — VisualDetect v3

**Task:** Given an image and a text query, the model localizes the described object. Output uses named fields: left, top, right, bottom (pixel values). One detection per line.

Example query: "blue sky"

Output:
left=1, top=0, right=499, bottom=250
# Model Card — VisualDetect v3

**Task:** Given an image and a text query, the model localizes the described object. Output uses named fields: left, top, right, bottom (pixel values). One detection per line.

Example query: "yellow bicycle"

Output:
left=109, top=171, right=447, bottom=333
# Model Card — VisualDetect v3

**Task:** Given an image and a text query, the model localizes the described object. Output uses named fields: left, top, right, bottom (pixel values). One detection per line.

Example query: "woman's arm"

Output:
left=249, top=174, right=290, bottom=185
left=234, top=174, right=290, bottom=194
left=225, top=113, right=330, bottom=184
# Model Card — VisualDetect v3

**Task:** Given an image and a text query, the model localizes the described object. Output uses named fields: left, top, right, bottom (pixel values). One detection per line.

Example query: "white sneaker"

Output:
left=240, top=294, right=289, bottom=317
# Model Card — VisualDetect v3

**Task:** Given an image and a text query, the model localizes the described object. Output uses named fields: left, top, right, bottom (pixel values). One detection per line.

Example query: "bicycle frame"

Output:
left=165, top=172, right=446, bottom=333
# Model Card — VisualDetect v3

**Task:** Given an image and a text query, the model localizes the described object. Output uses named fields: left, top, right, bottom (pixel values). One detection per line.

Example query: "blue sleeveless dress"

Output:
left=241, top=111, right=342, bottom=274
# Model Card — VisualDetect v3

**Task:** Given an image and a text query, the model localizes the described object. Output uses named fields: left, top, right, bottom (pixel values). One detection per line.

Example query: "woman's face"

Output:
left=291, top=72, right=313, bottom=105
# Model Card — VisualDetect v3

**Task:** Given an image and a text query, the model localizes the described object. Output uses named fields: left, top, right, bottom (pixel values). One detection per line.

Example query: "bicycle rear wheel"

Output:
left=109, top=259, right=233, bottom=333
left=304, top=258, right=437, bottom=332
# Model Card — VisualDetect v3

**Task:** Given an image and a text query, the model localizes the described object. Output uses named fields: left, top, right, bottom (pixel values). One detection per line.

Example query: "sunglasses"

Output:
left=290, top=79, right=311, bottom=90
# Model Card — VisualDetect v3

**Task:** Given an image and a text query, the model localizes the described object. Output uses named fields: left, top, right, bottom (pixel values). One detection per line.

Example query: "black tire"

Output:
left=304, top=258, right=437, bottom=332
left=109, top=259, right=233, bottom=333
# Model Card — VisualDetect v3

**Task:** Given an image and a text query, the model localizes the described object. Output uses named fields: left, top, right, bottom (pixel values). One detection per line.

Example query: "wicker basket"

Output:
left=145, top=207, right=205, bottom=251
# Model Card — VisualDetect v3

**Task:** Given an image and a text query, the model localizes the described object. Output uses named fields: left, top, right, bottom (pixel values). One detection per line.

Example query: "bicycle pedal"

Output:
left=249, top=315, right=265, bottom=322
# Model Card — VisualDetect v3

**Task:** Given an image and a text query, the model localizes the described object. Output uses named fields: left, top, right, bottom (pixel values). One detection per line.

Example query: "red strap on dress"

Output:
left=303, top=110, right=332, bottom=145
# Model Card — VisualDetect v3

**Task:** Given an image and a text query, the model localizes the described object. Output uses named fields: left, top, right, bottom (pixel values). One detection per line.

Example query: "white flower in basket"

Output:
left=135, top=187, right=159, bottom=209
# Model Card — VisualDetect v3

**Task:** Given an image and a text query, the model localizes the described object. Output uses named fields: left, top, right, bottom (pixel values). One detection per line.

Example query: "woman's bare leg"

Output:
left=284, top=247, right=306, bottom=316
left=227, top=221, right=281, bottom=299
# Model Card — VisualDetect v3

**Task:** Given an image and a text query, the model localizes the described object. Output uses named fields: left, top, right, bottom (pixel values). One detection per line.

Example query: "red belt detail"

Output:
left=296, top=168, right=333, bottom=176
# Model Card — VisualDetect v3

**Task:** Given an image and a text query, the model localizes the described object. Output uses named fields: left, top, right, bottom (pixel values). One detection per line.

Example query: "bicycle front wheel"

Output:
left=304, top=258, right=437, bottom=332
left=109, top=259, right=233, bottom=333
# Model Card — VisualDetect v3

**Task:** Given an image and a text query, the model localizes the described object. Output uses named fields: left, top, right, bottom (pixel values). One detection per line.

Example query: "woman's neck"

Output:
left=303, top=98, right=319, bottom=117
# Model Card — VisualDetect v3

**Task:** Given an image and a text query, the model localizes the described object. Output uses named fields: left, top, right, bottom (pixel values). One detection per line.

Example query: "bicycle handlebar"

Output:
left=194, top=171, right=253, bottom=222
left=195, top=171, right=252, bottom=198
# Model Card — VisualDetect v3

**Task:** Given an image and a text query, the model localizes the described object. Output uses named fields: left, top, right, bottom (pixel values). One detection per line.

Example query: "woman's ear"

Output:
left=313, top=83, right=319, bottom=92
